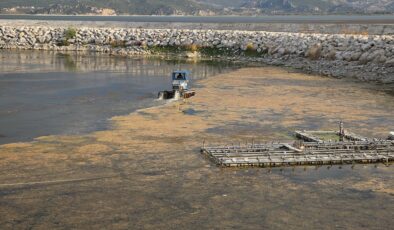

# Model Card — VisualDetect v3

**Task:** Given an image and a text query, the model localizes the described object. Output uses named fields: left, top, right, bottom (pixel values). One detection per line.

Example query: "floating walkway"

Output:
left=201, top=140, right=394, bottom=167
left=201, top=124, right=394, bottom=167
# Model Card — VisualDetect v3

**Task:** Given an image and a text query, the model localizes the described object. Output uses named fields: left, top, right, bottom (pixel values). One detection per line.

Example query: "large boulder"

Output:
left=277, top=47, right=289, bottom=56
left=358, top=49, right=385, bottom=64
left=18, top=37, right=27, bottom=45
left=325, top=50, right=337, bottom=60
left=385, top=58, right=394, bottom=67
left=361, top=42, right=375, bottom=51
left=369, top=49, right=386, bottom=63
left=37, top=35, right=46, bottom=43
left=350, top=52, right=362, bottom=61
left=359, top=52, right=370, bottom=64
left=305, top=43, right=322, bottom=60
left=342, top=52, right=353, bottom=61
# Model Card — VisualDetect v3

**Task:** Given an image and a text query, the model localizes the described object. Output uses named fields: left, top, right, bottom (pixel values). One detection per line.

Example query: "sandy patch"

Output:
left=352, top=179, right=394, bottom=195
left=0, top=142, right=33, bottom=149
left=76, top=144, right=113, bottom=155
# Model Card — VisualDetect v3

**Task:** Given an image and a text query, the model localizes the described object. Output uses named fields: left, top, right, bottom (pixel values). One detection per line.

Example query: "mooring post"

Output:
left=339, top=121, right=345, bottom=142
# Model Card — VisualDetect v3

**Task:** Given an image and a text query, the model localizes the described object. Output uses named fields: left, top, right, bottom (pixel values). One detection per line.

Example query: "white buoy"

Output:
left=388, top=132, right=394, bottom=140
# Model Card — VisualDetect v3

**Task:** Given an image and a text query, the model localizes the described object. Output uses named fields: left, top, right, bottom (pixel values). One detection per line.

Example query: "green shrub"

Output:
left=64, top=27, right=77, bottom=40
left=245, top=43, right=260, bottom=57
left=246, top=43, right=254, bottom=51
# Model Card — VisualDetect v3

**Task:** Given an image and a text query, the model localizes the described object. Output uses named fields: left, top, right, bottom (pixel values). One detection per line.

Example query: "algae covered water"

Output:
left=0, top=52, right=393, bottom=229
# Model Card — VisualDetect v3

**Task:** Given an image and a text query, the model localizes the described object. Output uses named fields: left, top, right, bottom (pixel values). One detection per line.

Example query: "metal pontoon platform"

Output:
left=201, top=124, right=394, bottom=167
left=201, top=140, right=394, bottom=167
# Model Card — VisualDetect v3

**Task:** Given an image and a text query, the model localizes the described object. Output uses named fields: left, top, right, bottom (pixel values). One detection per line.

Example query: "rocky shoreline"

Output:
left=0, top=25, right=393, bottom=83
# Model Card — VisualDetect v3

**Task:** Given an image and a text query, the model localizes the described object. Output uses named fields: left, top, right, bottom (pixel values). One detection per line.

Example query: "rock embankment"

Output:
left=0, top=26, right=393, bottom=82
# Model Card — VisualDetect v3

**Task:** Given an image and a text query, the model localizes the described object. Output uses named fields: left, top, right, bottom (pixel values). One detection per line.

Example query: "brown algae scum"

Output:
left=0, top=67, right=393, bottom=229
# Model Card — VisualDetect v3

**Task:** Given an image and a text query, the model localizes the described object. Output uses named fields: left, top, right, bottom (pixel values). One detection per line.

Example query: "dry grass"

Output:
left=185, top=44, right=200, bottom=52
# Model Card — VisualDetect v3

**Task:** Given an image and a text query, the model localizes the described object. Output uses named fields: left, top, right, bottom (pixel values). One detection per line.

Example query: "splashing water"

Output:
left=173, top=90, right=181, bottom=100
left=158, top=92, right=164, bottom=100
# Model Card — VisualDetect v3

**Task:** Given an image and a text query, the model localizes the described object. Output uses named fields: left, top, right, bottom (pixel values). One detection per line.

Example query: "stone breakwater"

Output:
left=0, top=26, right=393, bottom=82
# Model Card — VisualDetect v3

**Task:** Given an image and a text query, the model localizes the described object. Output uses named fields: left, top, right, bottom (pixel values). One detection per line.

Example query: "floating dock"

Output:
left=201, top=140, right=394, bottom=167
left=201, top=124, right=394, bottom=167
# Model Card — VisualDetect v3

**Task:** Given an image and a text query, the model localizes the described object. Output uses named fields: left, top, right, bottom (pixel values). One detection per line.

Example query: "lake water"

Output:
left=0, top=50, right=238, bottom=144
left=1, top=14, right=394, bottom=24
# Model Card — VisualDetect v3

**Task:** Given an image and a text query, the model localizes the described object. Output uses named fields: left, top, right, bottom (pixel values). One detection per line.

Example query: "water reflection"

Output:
left=0, top=50, right=234, bottom=79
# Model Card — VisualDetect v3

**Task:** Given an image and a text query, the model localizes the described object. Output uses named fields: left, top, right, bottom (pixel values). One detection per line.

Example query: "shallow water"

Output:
left=0, top=50, right=239, bottom=144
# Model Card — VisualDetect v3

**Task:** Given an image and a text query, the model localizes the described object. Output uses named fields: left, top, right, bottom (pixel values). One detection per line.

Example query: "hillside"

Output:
left=0, top=0, right=393, bottom=15
left=240, top=0, right=394, bottom=14
left=0, top=0, right=214, bottom=15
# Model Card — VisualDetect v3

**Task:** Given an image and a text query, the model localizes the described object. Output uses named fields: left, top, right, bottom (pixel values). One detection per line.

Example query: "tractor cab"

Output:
left=158, top=70, right=195, bottom=100
left=172, top=70, right=190, bottom=91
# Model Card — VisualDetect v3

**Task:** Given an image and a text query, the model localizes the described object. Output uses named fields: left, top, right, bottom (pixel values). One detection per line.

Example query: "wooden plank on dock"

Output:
left=282, top=143, right=302, bottom=152
left=343, top=131, right=368, bottom=141
left=295, top=130, right=323, bottom=143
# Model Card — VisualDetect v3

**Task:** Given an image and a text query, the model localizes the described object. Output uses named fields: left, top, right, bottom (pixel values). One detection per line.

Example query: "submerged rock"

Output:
left=385, top=58, right=394, bottom=67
